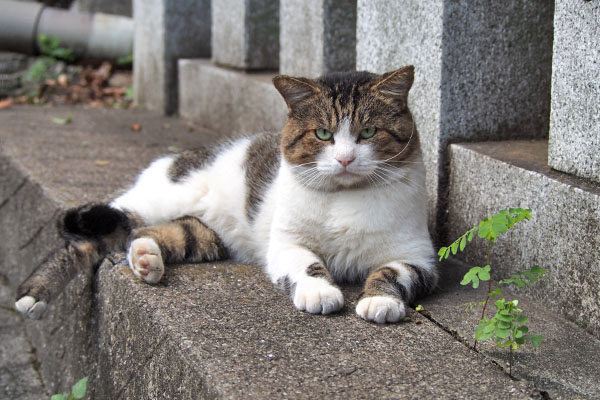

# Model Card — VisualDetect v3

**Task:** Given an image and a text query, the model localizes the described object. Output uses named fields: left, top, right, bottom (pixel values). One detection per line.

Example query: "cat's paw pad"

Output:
left=356, top=295, right=405, bottom=324
left=293, top=281, right=344, bottom=314
left=15, top=296, right=47, bottom=320
left=128, top=238, right=164, bottom=284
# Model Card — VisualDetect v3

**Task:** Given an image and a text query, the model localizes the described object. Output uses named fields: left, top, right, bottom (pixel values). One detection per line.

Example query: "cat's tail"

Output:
left=15, top=203, right=139, bottom=319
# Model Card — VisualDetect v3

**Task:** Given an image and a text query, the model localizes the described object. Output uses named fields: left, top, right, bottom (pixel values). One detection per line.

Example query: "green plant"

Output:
left=50, top=376, right=88, bottom=400
left=439, top=208, right=546, bottom=376
left=38, top=34, right=75, bottom=62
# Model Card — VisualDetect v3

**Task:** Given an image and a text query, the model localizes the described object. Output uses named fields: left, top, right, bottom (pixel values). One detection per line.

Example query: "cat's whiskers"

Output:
left=374, top=119, right=417, bottom=165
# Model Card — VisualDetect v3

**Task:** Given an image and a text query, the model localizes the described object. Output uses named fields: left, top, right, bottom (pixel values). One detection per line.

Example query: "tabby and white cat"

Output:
left=15, top=66, right=437, bottom=323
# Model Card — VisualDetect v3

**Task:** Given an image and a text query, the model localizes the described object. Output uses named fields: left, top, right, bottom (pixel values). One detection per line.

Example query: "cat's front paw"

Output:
left=356, top=295, right=405, bottom=324
left=15, top=296, right=47, bottom=320
left=128, top=238, right=164, bottom=284
left=293, top=280, right=344, bottom=314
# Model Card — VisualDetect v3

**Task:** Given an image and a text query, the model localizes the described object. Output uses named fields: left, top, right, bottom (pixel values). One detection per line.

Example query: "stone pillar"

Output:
left=211, top=0, right=279, bottom=70
left=133, top=0, right=211, bottom=114
left=548, top=0, right=600, bottom=184
left=356, top=1, right=554, bottom=236
left=280, top=0, right=356, bottom=77
left=75, top=0, right=132, bottom=17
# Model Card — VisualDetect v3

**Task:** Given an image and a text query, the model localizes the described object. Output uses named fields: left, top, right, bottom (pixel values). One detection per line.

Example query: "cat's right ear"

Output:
left=273, top=76, right=321, bottom=110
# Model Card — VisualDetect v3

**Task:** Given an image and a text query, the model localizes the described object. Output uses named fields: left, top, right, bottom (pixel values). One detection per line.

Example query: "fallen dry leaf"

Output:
left=131, top=123, right=142, bottom=131
left=93, top=160, right=111, bottom=166
left=0, top=99, right=14, bottom=110
left=58, top=74, right=68, bottom=87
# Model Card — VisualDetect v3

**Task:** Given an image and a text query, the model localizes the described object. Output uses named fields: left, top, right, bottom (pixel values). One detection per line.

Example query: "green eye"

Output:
left=315, top=128, right=333, bottom=141
left=359, top=128, right=377, bottom=139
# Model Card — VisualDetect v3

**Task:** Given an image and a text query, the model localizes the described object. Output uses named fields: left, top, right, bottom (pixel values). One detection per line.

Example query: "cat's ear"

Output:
left=273, top=75, right=321, bottom=110
left=372, top=65, right=414, bottom=108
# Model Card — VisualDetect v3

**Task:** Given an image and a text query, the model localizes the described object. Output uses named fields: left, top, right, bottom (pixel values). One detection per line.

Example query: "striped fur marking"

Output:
left=131, top=215, right=227, bottom=264
left=359, top=266, right=408, bottom=302
left=245, top=132, right=281, bottom=220
left=168, top=147, right=213, bottom=182
left=306, top=262, right=331, bottom=280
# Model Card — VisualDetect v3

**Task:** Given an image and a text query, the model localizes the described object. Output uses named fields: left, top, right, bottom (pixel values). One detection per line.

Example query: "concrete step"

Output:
left=0, top=106, right=596, bottom=399
left=178, top=59, right=287, bottom=135
left=446, top=140, right=600, bottom=338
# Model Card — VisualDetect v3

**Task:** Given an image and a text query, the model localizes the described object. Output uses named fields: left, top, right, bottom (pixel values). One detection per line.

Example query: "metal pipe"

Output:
left=0, top=0, right=133, bottom=60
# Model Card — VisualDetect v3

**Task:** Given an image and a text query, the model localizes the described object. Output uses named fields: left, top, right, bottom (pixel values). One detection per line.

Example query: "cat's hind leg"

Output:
left=128, top=216, right=227, bottom=284
left=16, top=203, right=135, bottom=319
left=356, top=262, right=437, bottom=323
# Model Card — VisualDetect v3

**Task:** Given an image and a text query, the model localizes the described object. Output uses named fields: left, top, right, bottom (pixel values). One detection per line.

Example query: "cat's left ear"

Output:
left=273, top=75, right=321, bottom=110
left=372, top=65, right=414, bottom=108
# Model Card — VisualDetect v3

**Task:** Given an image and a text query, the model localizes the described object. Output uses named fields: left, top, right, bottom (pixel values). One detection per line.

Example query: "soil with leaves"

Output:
left=0, top=56, right=133, bottom=110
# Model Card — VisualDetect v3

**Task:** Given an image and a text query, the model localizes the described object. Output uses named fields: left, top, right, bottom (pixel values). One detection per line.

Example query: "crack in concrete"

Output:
left=0, top=178, right=27, bottom=210
left=19, top=209, right=60, bottom=250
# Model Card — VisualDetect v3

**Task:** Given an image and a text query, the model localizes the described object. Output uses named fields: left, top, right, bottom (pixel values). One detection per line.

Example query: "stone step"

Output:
left=178, top=59, right=286, bottom=135
left=446, top=140, right=600, bottom=338
left=0, top=106, right=595, bottom=398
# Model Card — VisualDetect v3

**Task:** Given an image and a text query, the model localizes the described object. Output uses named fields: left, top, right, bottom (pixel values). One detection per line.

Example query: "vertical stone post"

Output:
left=211, top=0, right=279, bottom=70
left=356, top=1, right=554, bottom=236
left=280, top=0, right=356, bottom=77
left=548, top=0, right=600, bottom=183
left=133, top=0, right=211, bottom=114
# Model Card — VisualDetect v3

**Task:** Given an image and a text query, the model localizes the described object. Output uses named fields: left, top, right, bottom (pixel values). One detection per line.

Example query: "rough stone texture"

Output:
left=280, top=0, right=356, bottom=77
left=422, top=262, right=600, bottom=400
left=179, top=60, right=287, bottom=134
left=95, top=260, right=538, bottom=399
left=0, top=52, right=28, bottom=97
left=447, top=140, right=600, bottom=338
left=75, top=0, right=133, bottom=17
left=211, top=0, right=279, bottom=70
left=133, top=0, right=211, bottom=114
left=0, top=274, right=47, bottom=400
left=356, top=1, right=554, bottom=237
left=0, top=105, right=220, bottom=396
left=548, top=0, right=600, bottom=183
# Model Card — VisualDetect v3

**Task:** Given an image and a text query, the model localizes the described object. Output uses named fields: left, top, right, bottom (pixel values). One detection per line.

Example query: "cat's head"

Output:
left=273, top=66, right=420, bottom=191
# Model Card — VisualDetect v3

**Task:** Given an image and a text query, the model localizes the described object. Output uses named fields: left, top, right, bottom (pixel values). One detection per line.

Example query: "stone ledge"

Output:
left=1, top=106, right=591, bottom=398
left=447, top=140, right=600, bottom=338
left=178, top=59, right=287, bottom=135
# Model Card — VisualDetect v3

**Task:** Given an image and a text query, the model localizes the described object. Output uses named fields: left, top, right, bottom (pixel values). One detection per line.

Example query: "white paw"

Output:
left=293, top=280, right=344, bottom=314
left=356, top=295, right=405, bottom=324
left=15, top=296, right=47, bottom=320
left=128, top=238, right=164, bottom=284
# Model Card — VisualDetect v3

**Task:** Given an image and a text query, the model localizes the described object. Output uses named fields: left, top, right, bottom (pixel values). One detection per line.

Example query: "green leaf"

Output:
left=525, top=334, right=544, bottom=348
left=459, top=235, right=466, bottom=251
left=451, top=241, right=459, bottom=255
left=496, top=328, right=511, bottom=339
left=516, top=315, right=528, bottom=324
left=51, top=395, right=67, bottom=400
left=71, top=376, right=88, bottom=399
left=515, top=337, right=525, bottom=345
left=497, top=320, right=512, bottom=329
left=467, top=230, right=474, bottom=242
left=52, top=115, right=72, bottom=125
left=478, top=267, right=491, bottom=281
left=488, top=287, right=503, bottom=298
left=438, top=247, right=447, bottom=261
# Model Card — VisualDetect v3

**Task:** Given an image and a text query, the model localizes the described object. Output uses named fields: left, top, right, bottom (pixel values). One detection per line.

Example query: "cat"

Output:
left=15, top=65, right=437, bottom=324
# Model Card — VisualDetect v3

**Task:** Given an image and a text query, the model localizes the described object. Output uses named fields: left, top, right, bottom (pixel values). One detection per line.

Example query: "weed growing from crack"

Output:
left=438, top=208, right=546, bottom=376
left=50, top=376, right=88, bottom=400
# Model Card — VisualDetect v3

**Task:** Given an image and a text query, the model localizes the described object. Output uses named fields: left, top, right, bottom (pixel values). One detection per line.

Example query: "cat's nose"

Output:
left=336, top=157, right=355, bottom=168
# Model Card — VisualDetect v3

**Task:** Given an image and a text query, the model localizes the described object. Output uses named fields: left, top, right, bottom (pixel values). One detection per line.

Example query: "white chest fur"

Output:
left=266, top=162, right=433, bottom=282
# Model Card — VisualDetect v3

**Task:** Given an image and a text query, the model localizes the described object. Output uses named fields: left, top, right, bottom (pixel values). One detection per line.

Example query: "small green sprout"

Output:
left=50, top=376, right=88, bottom=400
left=440, top=208, right=546, bottom=377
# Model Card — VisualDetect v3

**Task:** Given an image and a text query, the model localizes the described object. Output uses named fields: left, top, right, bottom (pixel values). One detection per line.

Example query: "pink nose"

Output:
left=336, top=157, right=355, bottom=168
